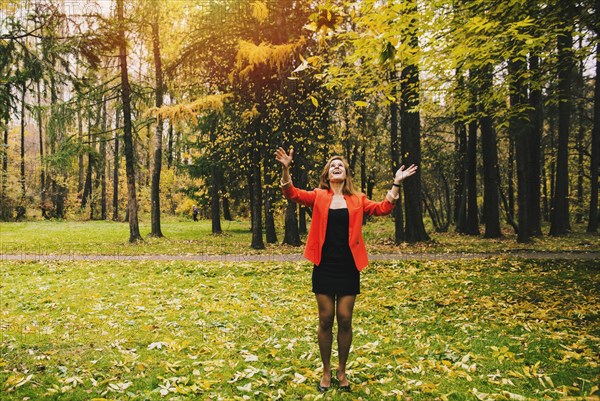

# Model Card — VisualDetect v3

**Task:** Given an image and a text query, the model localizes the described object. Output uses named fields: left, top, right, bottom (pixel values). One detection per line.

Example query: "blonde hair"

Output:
left=318, top=156, right=360, bottom=196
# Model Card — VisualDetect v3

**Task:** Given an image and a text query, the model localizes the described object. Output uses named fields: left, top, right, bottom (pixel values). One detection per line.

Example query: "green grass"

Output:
left=1, top=259, right=598, bottom=400
left=1, top=216, right=598, bottom=256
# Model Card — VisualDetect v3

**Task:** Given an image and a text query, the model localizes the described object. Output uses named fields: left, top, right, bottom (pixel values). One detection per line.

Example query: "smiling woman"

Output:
left=275, top=146, right=417, bottom=392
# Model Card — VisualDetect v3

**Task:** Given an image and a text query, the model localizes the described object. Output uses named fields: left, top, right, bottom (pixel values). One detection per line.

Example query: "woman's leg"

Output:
left=315, top=293, right=335, bottom=388
left=335, top=294, right=356, bottom=387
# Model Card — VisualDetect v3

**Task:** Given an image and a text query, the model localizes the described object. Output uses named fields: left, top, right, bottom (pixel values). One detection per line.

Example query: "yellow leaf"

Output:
left=251, top=1, right=269, bottom=23
left=310, top=96, right=319, bottom=108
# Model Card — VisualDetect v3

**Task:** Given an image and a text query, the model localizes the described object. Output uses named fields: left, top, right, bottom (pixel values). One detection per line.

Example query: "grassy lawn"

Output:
left=1, top=216, right=598, bottom=255
left=1, top=258, right=598, bottom=400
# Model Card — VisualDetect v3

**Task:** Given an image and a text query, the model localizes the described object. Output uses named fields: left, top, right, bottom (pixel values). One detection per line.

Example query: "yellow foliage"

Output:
left=251, top=1, right=269, bottom=24
left=241, top=105, right=260, bottom=124
left=235, top=37, right=307, bottom=79
left=144, top=94, right=232, bottom=123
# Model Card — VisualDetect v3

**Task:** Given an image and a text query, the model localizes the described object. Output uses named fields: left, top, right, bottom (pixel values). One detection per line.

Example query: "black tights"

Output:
left=315, top=293, right=355, bottom=387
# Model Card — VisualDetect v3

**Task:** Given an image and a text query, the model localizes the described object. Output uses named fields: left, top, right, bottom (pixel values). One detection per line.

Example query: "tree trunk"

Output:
left=211, top=163, right=222, bottom=234
left=264, top=153, right=277, bottom=244
left=117, top=0, right=142, bottom=242
left=36, top=81, right=47, bottom=219
left=20, top=80, right=26, bottom=203
left=400, top=52, right=429, bottom=242
left=390, top=69, right=404, bottom=243
left=550, top=28, right=573, bottom=236
left=576, top=48, right=585, bottom=224
left=455, top=121, right=468, bottom=231
left=547, top=103, right=557, bottom=222
left=113, top=109, right=120, bottom=222
left=1, top=103, right=8, bottom=220
left=167, top=121, right=174, bottom=168
left=283, top=200, right=301, bottom=246
left=150, top=13, right=164, bottom=237
left=479, top=66, right=502, bottom=238
left=509, top=58, right=531, bottom=243
left=49, top=66, right=65, bottom=219
left=77, top=99, right=84, bottom=195
left=100, top=97, right=107, bottom=220
left=528, top=55, right=543, bottom=235
left=298, top=169, right=308, bottom=235
left=465, top=97, right=480, bottom=235
left=209, top=115, right=222, bottom=235
left=250, top=122, right=264, bottom=249
left=588, top=41, right=600, bottom=232
left=81, top=111, right=93, bottom=210
left=265, top=195, right=277, bottom=243
left=508, top=134, right=515, bottom=220
left=220, top=168, right=232, bottom=221
left=361, top=144, right=368, bottom=225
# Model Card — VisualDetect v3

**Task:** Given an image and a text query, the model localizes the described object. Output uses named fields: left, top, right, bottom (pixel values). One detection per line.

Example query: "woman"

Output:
left=275, top=147, right=417, bottom=392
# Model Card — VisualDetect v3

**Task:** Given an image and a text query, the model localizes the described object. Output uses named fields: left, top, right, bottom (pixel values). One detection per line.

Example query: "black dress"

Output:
left=312, top=208, right=360, bottom=295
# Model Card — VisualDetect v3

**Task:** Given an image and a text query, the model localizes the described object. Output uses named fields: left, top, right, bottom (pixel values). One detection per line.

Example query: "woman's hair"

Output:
left=318, top=156, right=360, bottom=196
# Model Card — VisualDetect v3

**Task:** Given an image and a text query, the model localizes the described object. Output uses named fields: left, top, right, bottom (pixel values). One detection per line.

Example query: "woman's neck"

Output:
left=330, top=181, right=344, bottom=195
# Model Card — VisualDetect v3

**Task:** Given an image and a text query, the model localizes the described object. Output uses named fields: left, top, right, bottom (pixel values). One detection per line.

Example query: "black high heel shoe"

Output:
left=317, top=383, right=330, bottom=393
left=336, top=370, right=351, bottom=392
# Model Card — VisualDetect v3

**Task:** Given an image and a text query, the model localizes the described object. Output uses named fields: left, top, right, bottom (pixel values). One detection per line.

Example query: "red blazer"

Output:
left=282, top=184, right=396, bottom=271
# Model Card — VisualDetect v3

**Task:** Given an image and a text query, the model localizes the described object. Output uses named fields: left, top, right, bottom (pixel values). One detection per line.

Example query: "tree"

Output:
left=117, top=0, right=142, bottom=242
left=588, top=40, right=600, bottom=232
left=479, top=65, right=502, bottom=238
left=400, top=29, right=429, bottom=243
left=149, top=0, right=164, bottom=238
left=550, top=22, right=574, bottom=236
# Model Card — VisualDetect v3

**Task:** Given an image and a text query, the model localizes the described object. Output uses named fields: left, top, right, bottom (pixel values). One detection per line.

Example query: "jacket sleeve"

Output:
left=282, top=183, right=317, bottom=208
left=362, top=192, right=396, bottom=216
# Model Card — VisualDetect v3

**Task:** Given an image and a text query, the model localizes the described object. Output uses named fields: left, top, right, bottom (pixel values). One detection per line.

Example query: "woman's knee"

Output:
left=319, top=313, right=334, bottom=330
left=337, top=314, right=352, bottom=332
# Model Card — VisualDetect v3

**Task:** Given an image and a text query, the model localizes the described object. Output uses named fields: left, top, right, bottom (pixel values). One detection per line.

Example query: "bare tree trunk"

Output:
left=100, top=97, right=107, bottom=220
left=220, top=168, right=232, bottom=221
left=509, top=58, right=531, bottom=243
left=479, top=66, right=502, bottom=238
left=508, top=135, right=515, bottom=219
left=400, top=49, right=429, bottom=242
left=113, top=108, right=120, bottom=222
left=209, top=115, right=222, bottom=235
left=298, top=169, right=308, bottom=235
left=1, top=97, right=9, bottom=220
left=117, top=0, right=142, bottom=242
left=465, top=102, right=480, bottom=235
left=250, top=121, right=264, bottom=249
left=77, top=98, right=84, bottom=195
left=588, top=41, right=600, bottom=232
left=455, top=121, right=467, bottom=231
left=81, top=108, right=94, bottom=210
left=150, top=11, right=164, bottom=237
left=576, top=47, right=585, bottom=224
left=36, top=80, right=47, bottom=218
left=528, top=55, right=543, bottom=236
left=20, top=80, right=26, bottom=204
left=550, top=28, right=573, bottom=236
left=390, top=69, right=404, bottom=243
left=167, top=121, right=174, bottom=169
left=264, top=153, right=276, bottom=244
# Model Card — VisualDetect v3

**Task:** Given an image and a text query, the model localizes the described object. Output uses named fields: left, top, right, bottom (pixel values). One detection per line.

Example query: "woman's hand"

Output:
left=275, top=147, right=294, bottom=169
left=394, top=164, right=418, bottom=183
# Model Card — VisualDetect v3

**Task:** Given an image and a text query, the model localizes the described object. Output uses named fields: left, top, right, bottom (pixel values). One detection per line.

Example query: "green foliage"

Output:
left=1, top=258, right=598, bottom=399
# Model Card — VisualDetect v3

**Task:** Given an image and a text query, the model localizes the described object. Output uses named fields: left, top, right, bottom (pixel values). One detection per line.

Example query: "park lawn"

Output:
left=0, top=216, right=599, bottom=256
left=1, top=259, right=598, bottom=400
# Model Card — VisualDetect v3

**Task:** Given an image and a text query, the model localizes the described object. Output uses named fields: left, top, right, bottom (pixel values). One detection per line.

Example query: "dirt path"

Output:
left=1, top=251, right=599, bottom=262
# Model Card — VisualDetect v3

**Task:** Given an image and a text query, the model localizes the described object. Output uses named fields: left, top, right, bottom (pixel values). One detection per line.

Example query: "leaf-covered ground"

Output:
left=1, top=259, right=598, bottom=400
left=1, top=218, right=598, bottom=256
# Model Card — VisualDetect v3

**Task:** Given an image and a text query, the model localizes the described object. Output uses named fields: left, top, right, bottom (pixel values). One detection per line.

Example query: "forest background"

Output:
left=1, top=0, right=599, bottom=248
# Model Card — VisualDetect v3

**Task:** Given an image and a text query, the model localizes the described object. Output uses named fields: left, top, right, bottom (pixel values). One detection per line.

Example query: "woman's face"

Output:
left=328, top=159, right=347, bottom=183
